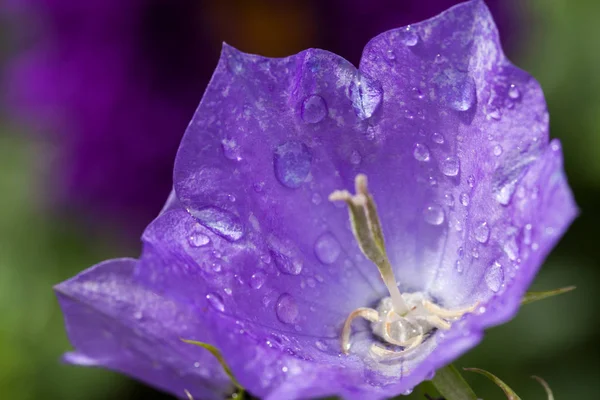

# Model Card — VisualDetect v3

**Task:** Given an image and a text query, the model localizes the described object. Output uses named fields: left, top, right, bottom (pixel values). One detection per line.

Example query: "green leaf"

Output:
left=532, top=376, right=555, bottom=400
left=181, top=339, right=244, bottom=394
left=464, top=368, right=521, bottom=400
left=521, top=286, right=576, bottom=305
left=431, top=364, right=478, bottom=400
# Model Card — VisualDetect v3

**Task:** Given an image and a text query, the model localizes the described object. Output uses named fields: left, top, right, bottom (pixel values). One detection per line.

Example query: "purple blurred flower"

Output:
left=5, top=0, right=517, bottom=234
left=55, top=1, right=575, bottom=399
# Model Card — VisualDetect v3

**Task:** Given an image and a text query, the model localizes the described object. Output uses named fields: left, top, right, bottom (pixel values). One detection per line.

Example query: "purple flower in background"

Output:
left=5, top=0, right=517, bottom=234
left=55, top=1, right=576, bottom=399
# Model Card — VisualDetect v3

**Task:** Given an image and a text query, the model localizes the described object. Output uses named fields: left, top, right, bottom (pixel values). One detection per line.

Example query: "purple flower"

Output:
left=5, top=0, right=517, bottom=234
left=55, top=1, right=576, bottom=399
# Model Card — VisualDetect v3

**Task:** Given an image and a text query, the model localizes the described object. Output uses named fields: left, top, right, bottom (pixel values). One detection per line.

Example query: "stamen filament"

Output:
left=341, top=307, right=379, bottom=354
left=423, top=300, right=479, bottom=319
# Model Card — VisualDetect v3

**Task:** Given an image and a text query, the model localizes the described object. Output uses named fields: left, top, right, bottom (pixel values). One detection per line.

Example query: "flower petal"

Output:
left=54, top=258, right=234, bottom=400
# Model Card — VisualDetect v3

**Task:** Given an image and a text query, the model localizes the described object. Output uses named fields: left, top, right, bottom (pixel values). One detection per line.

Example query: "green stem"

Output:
left=431, top=364, right=478, bottom=400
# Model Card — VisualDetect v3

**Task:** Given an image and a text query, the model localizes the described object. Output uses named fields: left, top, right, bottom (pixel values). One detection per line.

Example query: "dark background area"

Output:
left=0, top=0, right=598, bottom=399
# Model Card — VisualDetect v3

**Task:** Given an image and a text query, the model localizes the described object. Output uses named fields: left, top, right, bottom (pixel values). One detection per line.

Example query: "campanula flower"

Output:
left=55, top=1, right=576, bottom=399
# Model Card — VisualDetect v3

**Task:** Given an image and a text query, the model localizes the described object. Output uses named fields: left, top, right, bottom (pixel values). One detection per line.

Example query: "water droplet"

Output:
left=274, top=141, right=312, bottom=189
left=450, top=76, right=476, bottom=111
left=349, top=72, right=383, bottom=120
left=485, top=261, right=504, bottom=293
left=301, top=95, right=328, bottom=124
left=250, top=271, right=266, bottom=289
left=493, top=144, right=503, bottom=156
left=401, top=26, right=419, bottom=46
left=503, top=236, right=519, bottom=261
left=187, top=207, right=244, bottom=242
left=474, top=222, right=490, bottom=243
left=206, top=293, right=225, bottom=312
left=311, top=193, right=322, bottom=205
left=386, top=49, right=396, bottom=60
left=411, top=87, right=424, bottom=99
left=431, top=132, right=445, bottom=144
left=440, top=156, right=460, bottom=177
left=471, top=247, right=479, bottom=259
left=133, top=310, right=143, bottom=320
left=492, top=153, right=537, bottom=205
left=460, top=193, right=470, bottom=206
left=443, top=193, right=455, bottom=207
left=276, top=293, right=299, bottom=324
left=221, top=138, right=242, bottom=161
left=350, top=150, right=362, bottom=165
left=268, top=236, right=303, bottom=275
left=523, top=224, right=533, bottom=245
left=188, top=228, right=210, bottom=247
left=223, top=287, right=232, bottom=295
left=455, top=259, right=464, bottom=273
left=424, top=205, right=445, bottom=225
left=508, top=84, right=520, bottom=99
left=413, top=143, right=430, bottom=162
left=486, top=106, right=502, bottom=120
left=467, top=175, right=475, bottom=188
left=314, top=233, right=341, bottom=265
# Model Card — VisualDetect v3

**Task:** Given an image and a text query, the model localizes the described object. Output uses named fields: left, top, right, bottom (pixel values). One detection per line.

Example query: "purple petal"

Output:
left=54, top=258, right=234, bottom=400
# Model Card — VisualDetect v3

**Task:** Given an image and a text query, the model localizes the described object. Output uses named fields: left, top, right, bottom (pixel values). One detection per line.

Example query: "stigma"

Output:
left=330, top=174, right=477, bottom=358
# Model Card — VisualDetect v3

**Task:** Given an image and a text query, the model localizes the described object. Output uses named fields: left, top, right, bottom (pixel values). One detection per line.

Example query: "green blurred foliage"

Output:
left=1, top=0, right=600, bottom=399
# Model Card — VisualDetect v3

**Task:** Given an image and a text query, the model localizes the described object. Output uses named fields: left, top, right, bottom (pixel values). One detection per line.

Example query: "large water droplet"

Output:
left=188, top=227, right=210, bottom=247
left=221, top=138, right=242, bottom=161
left=314, top=233, right=341, bottom=265
left=268, top=236, right=303, bottom=275
left=206, top=292, right=225, bottom=312
left=276, top=293, right=299, bottom=324
left=431, top=132, right=445, bottom=144
left=188, top=207, right=244, bottom=242
left=492, top=153, right=538, bottom=205
left=413, top=143, right=430, bottom=162
left=440, top=156, right=460, bottom=176
left=508, top=84, right=520, bottom=99
left=424, top=205, right=445, bottom=225
left=401, top=26, right=419, bottom=46
left=350, top=150, right=362, bottom=165
left=250, top=271, right=266, bottom=289
left=485, top=261, right=504, bottom=293
left=349, top=72, right=383, bottom=120
left=274, top=141, right=312, bottom=189
left=474, top=222, right=490, bottom=243
left=301, top=95, right=328, bottom=123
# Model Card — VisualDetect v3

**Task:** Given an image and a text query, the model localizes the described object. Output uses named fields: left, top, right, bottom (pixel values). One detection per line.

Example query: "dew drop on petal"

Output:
left=349, top=72, right=383, bottom=120
left=274, top=141, right=312, bottom=189
left=301, top=95, right=328, bottom=124
left=413, top=143, right=430, bottom=162
left=485, top=261, right=504, bottom=293
left=276, top=293, right=299, bottom=324
left=493, top=144, right=503, bottom=156
left=350, top=150, right=362, bottom=165
left=250, top=271, right=266, bottom=289
left=314, top=233, right=341, bottom=265
left=508, top=84, right=520, bottom=99
left=467, top=175, right=475, bottom=188
left=460, top=193, right=470, bottom=206
left=424, top=205, right=445, bottom=225
left=188, top=207, right=244, bottom=242
left=431, top=132, right=445, bottom=144
left=269, top=237, right=303, bottom=275
left=474, top=222, right=490, bottom=243
left=492, top=154, right=537, bottom=205
left=455, top=259, right=464, bottom=273
left=503, top=236, right=519, bottom=261
left=188, top=229, right=210, bottom=248
left=440, top=156, right=460, bottom=177
left=206, top=292, right=225, bottom=312
left=221, top=138, right=242, bottom=161
left=443, top=193, right=455, bottom=207
left=450, top=76, right=476, bottom=111
left=401, top=26, right=419, bottom=46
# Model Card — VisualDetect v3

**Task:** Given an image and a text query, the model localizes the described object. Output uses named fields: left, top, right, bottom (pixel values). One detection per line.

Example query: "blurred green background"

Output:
left=0, top=0, right=599, bottom=399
